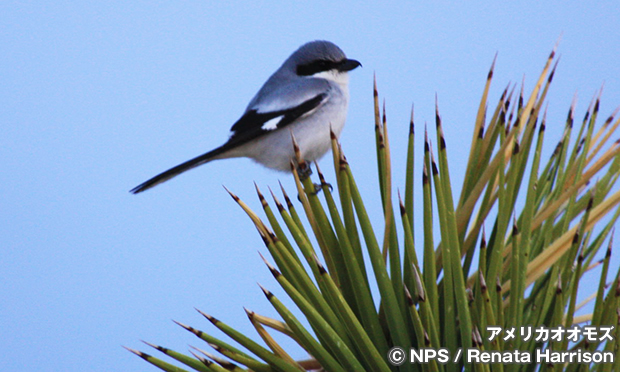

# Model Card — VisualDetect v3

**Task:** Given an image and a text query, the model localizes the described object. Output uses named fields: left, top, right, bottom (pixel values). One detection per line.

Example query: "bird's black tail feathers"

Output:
left=130, top=146, right=227, bottom=194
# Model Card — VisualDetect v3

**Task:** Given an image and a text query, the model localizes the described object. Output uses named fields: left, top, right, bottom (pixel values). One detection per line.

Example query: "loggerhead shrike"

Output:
left=130, top=40, right=360, bottom=194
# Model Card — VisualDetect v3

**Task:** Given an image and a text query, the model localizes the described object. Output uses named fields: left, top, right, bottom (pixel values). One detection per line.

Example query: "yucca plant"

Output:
left=126, top=46, right=620, bottom=371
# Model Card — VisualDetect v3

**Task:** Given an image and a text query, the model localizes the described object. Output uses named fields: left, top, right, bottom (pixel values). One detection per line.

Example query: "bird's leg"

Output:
left=294, top=161, right=325, bottom=198
left=295, top=160, right=332, bottom=197
left=296, top=160, right=313, bottom=181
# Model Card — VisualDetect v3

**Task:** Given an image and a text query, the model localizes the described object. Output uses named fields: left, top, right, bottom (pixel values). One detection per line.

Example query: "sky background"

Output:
left=2, top=2, right=620, bottom=371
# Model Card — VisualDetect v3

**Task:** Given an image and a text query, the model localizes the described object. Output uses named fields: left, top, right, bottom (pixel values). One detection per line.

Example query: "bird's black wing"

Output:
left=130, top=93, right=327, bottom=194
left=225, top=92, right=327, bottom=149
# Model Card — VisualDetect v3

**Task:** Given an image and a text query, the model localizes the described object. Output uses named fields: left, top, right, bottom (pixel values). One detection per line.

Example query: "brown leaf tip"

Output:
left=424, top=331, right=431, bottom=346
left=594, top=98, right=600, bottom=113
left=479, top=271, right=487, bottom=294
left=255, top=185, right=267, bottom=206
left=173, top=320, right=204, bottom=338
left=275, top=198, right=285, bottom=212
left=409, top=104, right=415, bottom=135
left=267, top=230, right=279, bottom=243
left=314, top=256, right=327, bottom=274
left=188, top=350, right=211, bottom=366
left=269, top=188, right=284, bottom=212
left=471, top=327, right=480, bottom=347
left=207, top=342, right=224, bottom=353
left=431, top=160, right=439, bottom=176
left=417, top=286, right=426, bottom=303
left=284, top=196, right=293, bottom=211
left=124, top=346, right=150, bottom=360
left=196, top=309, right=219, bottom=324
left=583, top=110, right=590, bottom=124
left=278, top=182, right=293, bottom=208
left=223, top=186, right=240, bottom=202
left=605, top=115, right=614, bottom=127
left=404, top=286, right=415, bottom=306
left=259, top=232, right=271, bottom=247
left=548, top=61, right=558, bottom=83
left=316, top=166, right=326, bottom=185
left=501, top=85, right=508, bottom=101
left=373, top=74, right=378, bottom=97
left=260, top=253, right=281, bottom=277
left=476, top=327, right=485, bottom=347
left=339, top=152, right=349, bottom=170
left=258, top=283, right=274, bottom=299
left=466, top=288, right=475, bottom=303
left=269, top=265, right=282, bottom=278
left=572, top=232, right=580, bottom=245
left=245, top=307, right=256, bottom=321
left=291, top=132, right=300, bottom=150
left=172, top=319, right=188, bottom=329
left=382, top=99, right=387, bottom=125
left=142, top=340, right=167, bottom=353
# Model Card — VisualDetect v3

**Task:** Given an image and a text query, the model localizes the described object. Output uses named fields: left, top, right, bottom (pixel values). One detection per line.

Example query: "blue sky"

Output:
left=2, top=2, right=620, bottom=371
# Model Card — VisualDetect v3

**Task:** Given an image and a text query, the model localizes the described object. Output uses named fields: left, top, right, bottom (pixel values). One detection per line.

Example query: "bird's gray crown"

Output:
left=289, top=41, right=360, bottom=77
left=290, top=40, right=347, bottom=66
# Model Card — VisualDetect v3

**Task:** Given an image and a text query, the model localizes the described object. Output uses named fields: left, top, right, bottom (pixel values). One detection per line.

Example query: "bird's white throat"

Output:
left=311, top=69, right=350, bottom=89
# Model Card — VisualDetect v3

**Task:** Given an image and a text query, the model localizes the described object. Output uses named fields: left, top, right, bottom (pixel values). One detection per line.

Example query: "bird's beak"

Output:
left=338, top=58, right=362, bottom=72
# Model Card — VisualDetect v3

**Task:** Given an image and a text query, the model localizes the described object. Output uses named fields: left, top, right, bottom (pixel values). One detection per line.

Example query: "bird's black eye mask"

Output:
left=297, top=59, right=338, bottom=76
left=297, top=58, right=361, bottom=76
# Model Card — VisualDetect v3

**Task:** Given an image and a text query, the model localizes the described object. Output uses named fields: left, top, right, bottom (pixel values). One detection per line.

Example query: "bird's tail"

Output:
left=130, top=146, right=227, bottom=194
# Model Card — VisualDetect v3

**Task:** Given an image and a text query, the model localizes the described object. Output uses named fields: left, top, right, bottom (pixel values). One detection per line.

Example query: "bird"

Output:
left=130, top=40, right=360, bottom=194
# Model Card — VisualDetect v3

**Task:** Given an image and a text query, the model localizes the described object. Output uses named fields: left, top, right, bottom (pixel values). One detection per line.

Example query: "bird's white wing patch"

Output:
left=261, top=115, right=283, bottom=131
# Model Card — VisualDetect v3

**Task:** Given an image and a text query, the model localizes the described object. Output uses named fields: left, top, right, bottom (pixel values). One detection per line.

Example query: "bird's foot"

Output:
left=297, top=182, right=332, bottom=201
left=297, top=162, right=313, bottom=181
left=311, top=182, right=333, bottom=195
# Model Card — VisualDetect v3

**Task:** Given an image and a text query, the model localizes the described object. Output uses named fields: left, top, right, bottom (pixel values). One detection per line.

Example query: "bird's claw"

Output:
left=296, top=182, right=332, bottom=201
left=311, top=182, right=333, bottom=195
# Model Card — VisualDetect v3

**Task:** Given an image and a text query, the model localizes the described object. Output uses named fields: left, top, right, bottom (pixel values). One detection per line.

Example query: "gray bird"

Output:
left=130, top=40, right=360, bottom=194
